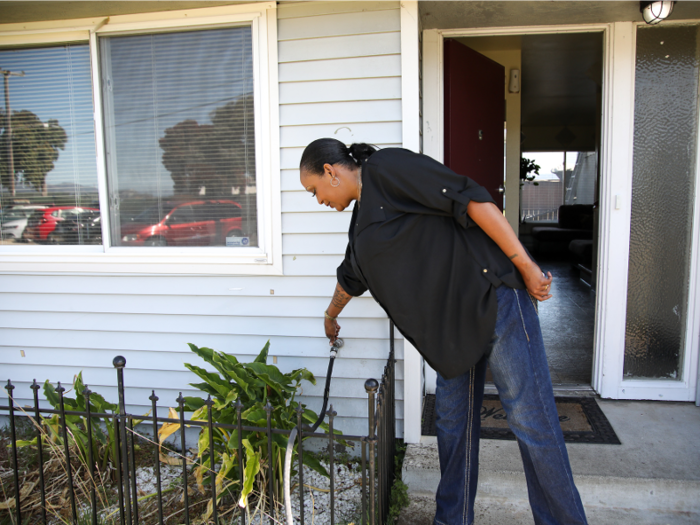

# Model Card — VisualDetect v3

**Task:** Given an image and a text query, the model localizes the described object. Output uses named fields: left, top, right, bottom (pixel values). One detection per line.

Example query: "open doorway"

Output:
left=446, top=32, right=604, bottom=387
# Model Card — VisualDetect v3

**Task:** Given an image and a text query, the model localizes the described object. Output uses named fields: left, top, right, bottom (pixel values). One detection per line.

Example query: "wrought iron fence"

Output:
left=0, top=325, right=397, bottom=525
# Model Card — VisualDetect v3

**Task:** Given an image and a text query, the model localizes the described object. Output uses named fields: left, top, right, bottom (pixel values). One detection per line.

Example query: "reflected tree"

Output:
left=159, top=93, right=255, bottom=196
left=0, top=109, right=67, bottom=196
left=159, top=119, right=217, bottom=194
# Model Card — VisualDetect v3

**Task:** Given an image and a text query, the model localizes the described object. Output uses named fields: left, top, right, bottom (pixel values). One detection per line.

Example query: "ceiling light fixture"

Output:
left=640, top=1, right=676, bottom=25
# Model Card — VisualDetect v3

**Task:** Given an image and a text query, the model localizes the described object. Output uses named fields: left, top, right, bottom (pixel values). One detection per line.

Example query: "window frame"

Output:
left=0, top=3, right=282, bottom=275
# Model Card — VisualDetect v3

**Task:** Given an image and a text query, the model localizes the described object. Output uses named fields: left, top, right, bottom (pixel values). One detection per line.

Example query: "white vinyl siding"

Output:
left=1, top=1, right=404, bottom=437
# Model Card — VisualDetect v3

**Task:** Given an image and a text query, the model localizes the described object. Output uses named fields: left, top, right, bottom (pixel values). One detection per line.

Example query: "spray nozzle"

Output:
left=330, top=338, right=343, bottom=357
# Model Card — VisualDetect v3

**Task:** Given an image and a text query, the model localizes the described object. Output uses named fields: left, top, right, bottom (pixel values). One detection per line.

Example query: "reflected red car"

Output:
left=24, top=206, right=100, bottom=243
left=119, top=200, right=244, bottom=246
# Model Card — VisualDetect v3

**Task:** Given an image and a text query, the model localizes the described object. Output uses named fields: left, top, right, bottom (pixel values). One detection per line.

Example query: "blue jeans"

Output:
left=433, top=286, right=588, bottom=525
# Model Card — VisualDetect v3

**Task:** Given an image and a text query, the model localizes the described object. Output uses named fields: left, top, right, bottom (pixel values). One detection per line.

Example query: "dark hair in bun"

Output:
left=300, top=138, right=377, bottom=175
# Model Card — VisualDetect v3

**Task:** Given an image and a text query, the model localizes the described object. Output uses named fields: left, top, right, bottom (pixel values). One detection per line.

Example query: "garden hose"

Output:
left=284, top=338, right=343, bottom=525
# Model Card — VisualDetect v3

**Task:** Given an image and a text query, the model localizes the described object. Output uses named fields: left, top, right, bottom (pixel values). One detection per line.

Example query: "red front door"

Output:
left=444, top=39, right=505, bottom=210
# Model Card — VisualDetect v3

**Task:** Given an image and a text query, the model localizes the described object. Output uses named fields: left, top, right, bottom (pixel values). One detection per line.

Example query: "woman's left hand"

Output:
left=523, top=264, right=553, bottom=301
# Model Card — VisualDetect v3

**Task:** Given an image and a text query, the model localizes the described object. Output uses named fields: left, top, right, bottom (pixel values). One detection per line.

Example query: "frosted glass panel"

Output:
left=624, top=25, right=699, bottom=379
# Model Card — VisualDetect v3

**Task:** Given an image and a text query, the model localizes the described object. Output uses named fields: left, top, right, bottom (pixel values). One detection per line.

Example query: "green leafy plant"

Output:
left=14, top=373, right=121, bottom=473
left=387, top=441, right=409, bottom=523
left=159, top=342, right=336, bottom=518
left=520, top=157, right=541, bottom=186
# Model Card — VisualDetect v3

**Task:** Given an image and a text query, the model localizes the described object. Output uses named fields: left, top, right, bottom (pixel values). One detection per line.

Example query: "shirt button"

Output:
left=380, top=206, right=383, bottom=209
left=442, top=188, right=447, bottom=193
left=483, top=269, right=488, bottom=273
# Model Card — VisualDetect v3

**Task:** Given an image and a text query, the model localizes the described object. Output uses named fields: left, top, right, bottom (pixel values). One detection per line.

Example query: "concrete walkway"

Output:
left=399, top=399, right=700, bottom=524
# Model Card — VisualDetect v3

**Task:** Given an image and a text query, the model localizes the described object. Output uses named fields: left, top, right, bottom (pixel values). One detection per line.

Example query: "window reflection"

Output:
left=100, top=26, right=258, bottom=248
left=0, top=44, right=99, bottom=245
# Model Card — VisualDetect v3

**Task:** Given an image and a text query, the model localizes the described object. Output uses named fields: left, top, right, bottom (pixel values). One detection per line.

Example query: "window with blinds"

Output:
left=0, top=44, right=100, bottom=245
left=100, top=25, right=258, bottom=248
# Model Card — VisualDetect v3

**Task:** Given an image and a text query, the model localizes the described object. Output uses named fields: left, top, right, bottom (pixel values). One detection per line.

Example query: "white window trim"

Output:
left=0, top=3, right=282, bottom=276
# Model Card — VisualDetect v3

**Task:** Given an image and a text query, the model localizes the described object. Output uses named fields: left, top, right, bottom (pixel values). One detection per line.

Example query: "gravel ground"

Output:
left=284, top=460, right=363, bottom=525
left=128, top=454, right=364, bottom=525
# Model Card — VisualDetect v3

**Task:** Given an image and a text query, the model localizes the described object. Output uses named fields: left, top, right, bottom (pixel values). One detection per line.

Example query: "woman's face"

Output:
left=300, top=163, right=355, bottom=212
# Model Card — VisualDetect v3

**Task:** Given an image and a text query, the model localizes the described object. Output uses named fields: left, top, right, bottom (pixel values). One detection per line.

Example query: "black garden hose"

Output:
left=284, top=338, right=343, bottom=524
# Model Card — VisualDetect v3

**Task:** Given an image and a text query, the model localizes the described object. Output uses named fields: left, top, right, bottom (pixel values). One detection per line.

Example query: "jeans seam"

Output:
left=463, top=366, right=474, bottom=525
left=515, top=289, right=587, bottom=524
left=514, top=289, right=530, bottom=342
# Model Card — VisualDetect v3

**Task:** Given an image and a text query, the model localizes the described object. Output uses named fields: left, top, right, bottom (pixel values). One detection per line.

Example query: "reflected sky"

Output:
left=0, top=44, right=97, bottom=190
left=102, top=26, right=254, bottom=196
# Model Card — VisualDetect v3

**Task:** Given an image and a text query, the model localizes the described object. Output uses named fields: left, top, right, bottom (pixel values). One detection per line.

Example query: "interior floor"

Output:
left=538, top=257, right=595, bottom=385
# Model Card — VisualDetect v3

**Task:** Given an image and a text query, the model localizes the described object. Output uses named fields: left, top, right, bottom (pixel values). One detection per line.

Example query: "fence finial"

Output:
left=364, top=378, right=379, bottom=393
left=113, top=355, right=126, bottom=368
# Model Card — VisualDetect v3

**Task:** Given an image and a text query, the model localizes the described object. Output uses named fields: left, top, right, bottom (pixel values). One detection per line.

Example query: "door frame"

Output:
left=420, top=22, right=700, bottom=404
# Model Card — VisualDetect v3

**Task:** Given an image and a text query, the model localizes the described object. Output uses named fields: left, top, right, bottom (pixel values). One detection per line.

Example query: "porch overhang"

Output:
left=420, top=1, right=700, bottom=29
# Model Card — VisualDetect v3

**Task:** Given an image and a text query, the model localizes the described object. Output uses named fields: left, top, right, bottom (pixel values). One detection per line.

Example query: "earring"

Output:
left=330, top=176, right=340, bottom=187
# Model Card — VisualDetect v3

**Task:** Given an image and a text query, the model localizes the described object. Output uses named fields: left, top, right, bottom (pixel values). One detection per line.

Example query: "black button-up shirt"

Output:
left=337, top=148, right=527, bottom=379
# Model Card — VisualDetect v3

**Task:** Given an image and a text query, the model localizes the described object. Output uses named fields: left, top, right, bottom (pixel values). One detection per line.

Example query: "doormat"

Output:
left=421, top=394, right=620, bottom=444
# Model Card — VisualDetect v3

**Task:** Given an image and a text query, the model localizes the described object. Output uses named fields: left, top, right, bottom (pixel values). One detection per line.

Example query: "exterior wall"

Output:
left=0, top=1, right=404, bottom=437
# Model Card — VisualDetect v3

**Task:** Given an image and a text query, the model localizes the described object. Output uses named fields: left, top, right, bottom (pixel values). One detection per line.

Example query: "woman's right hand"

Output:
left=325, top=317, right=341, bottom=345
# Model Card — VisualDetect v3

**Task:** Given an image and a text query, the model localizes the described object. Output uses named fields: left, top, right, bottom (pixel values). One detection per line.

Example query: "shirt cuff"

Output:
left=442, top=185, right=495, bottom=229
left=337, top=265, right=368, bottom=297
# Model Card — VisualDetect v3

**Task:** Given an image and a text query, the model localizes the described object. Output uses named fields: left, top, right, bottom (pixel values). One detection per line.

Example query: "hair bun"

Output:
left=348, top=143, right=377, bottom=165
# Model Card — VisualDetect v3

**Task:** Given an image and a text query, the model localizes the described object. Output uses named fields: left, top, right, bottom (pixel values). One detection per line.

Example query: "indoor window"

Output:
left=520, top=151, right=597, bottom=223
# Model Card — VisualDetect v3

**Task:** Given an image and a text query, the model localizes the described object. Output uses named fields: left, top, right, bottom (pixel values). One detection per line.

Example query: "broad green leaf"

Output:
left=212, top=351, right=236, bottom=375
left=191, top=406, right=208, bottom=421
left=215, top=452, right=235, bottom=488
left=130, top=409, right=151, bottom=427
left=220, top=389, right=238, bottom=408
left=198, top=427, right=210, bottom=457
left=182, top=396, right=207, bottom=412
left=272, top=433, right=289, bottom=450
left=190, top=345, right=234, bottom=380
left=301, top=408, right=320, bottom=424
left=188, top=382, right=223, bottom=399
left=74, top=372, right=86, bottom=410
left=211, top=407, right=235, bottom=425
left=254, top=341, right=270, bottom=364
left=226, top=430, right=241, bottom=453
left=241, top=407, right=267, bottom=426
left=239, top=440, right=260, bottom=508
left=221, top=367, right=250, bottom=396
left=187, top=343, right=217, bottom=368
left=245, top=362, right=291, bottom=387
left=43, top=381, right=60, bottom=409
left=13, top=438, right=38, bottom=448
left=302, top=453, right=329, bottom=477
left=218, top=352, right=240, bottom=367
left=184, top=364, right=230, bottom=398
left=291, top=368, right=317, bottom=386
left=88, top=391, right=117, bottom=413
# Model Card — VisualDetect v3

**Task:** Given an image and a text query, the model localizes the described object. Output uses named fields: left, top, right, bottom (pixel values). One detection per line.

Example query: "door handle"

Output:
left=498, top=184, right=505, bottom=194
